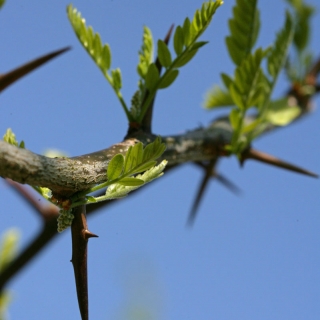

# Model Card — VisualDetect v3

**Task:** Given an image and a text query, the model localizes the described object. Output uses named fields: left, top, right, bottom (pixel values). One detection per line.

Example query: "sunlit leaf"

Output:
left=158, top=69, right=179, bottom=89
left=157, top=40, right=172, bottom=68
left=107, top=154, right=124, bottom=180
left=226, top=0, right=260, bottom=65
left=204, top=85, right=235, bottom=109
left=117, top=177, right=144, bottom=186
left=145, top=63, right=160, bottom=90
left=174, top=26, right=184, bottom=55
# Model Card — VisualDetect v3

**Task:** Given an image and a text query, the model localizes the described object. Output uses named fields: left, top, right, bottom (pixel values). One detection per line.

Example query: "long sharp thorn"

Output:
left=193, top=162, right=241, bottom=195
left=187, top=160, right=216, bottom=227
left=0, top=46, right=71, bottom=93
left=215, top=173, right=242, bottom=195
left=241, top=148, right=318, bottom=178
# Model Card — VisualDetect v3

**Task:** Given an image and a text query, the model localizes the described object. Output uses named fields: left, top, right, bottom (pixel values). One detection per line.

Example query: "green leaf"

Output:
left=117, top=177, right=144, bottom=186
left=229, top=47, right=266, bottom=110
left=182, top=17, right=191, bottom=46
left=99, top=44, right=111, bottom=71
left=137, top=26, right=154, bottom=79
left=67, top=5, right=112, bottom=74
left=265, top=98, right=301, bottom=126
left=107, top=153, right=124, bottom=180
left=191, top=41, right=208, bottom=50
left=204, top=86, right=235, bottom=109
left=173, top=48, right=198, bottom=68
left=226, top=0, right=260, bottom=66
left=145, top=63, right=160, bottom=90
left=157, top=40, right=172, bottom=68
left=124, top=142, right=143, bottom=173
left=173, top=26, right=184, bottom=55
left=0, top=0, right=5, bottom=10
left=267, top=12, right=294, bottom=79
left=111, top=68, right=122, bottom=91
left=229, top=108, right=241, bottom=130
left=3, top=128, right=18, bottom=147
left=142, top=137, right=166, bottom=162
left=220, top=73, right=233, bottom=89
left=86, top=196, right=97, bottom=203
left=286, top=0, right=315, bottom=51
left=103, top=160, right=167, bottom=200
left=158, top=69, right=179, bottom=89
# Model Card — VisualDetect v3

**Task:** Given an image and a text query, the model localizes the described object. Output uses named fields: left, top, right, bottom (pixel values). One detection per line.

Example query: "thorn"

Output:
left=187, top=160, right=216, bottom=227
left=215, top=173, right=242, bottom=195
left=163, top=24, right=174, bottom=45
left=241, top=148, right=318, bottom=178
left=193, top=162, right=242, bottom=195
left=0, top=46, right=71, bottom=93
left=83, top=230, right=99, bottom=239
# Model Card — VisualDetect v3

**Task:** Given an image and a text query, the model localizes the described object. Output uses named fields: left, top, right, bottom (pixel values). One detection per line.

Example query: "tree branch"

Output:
left=0, top=119, right=231, bottom=196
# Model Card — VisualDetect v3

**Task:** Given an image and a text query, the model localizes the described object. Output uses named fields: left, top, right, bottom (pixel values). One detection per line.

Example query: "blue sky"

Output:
left=0, top=0, right=319, bottom=319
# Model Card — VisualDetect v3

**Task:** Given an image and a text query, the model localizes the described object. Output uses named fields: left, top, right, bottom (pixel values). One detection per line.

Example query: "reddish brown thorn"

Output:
left=187, top=160, right=217, bottom=226
left=0, top=47, right=70, bottom=93
left=83, top=230, right=99, bottom=239
left=240, top=148, right=318, bottom=178
left=164, top=24, right=174, bottom=45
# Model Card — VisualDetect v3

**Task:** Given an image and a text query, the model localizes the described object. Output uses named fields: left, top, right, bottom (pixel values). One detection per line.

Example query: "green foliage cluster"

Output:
left=2, top=128, right=24, bottom=148
left=285, top=0, right=315, bottom=84
left=73, top=137, right=167, bottom=206
left=203, top=0, right=306, bottom=156
left=67, top=1, right=223, bottom=124
left=55, top=137, right=167, bottom=232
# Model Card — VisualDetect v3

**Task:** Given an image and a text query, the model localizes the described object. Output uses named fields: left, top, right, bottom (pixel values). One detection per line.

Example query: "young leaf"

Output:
left=100, top=44, right=111, bottom=71
left=173, top=26, right=184, bottom=55
left=137, top=26, right=154, bottom=79
left=3, top=128, right=18, bottom=147
left=157, top=40, right=172, bottom=68
left=111, top=68, right=122, bottom=91
left=226, top=0, right=260, bottom=66
left=145, top=63, right=160, bottom=90
left=173, top=48, right=198, bottom=68
left=107, top=154, right=124, bottom=180
left=158, top=69, right=179, bottom=89
left=124, top=142, right=143, bottom=173
left=267, top=12, right=294, bottom=79
left=117, top=177, right=144, bottom=186
left=204, top=86, right=235, bottom=109
left=265, top=98, right=301, bottom=126
left=67, top=5, right=112, bottom=74
left=229, top=108, right=241, bottom=130
left=104, top=160, right=167, bottom=200
left=286, top=0, right=315, bottom=52
left=229, top=47, right=265, bottom=110
left=182, top=17, right=191, bottom=46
